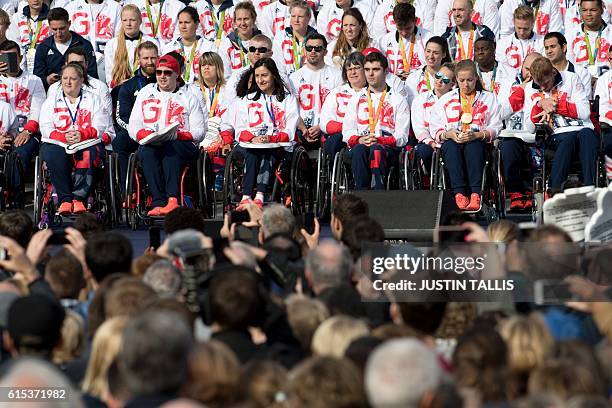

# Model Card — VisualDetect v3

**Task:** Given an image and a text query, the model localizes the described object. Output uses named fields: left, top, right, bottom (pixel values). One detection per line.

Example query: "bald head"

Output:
left=305, top=240, right=353, bottom=294
left=452, top=0, right=473, bottom=29
left=522, top=52, right=542, bottom=81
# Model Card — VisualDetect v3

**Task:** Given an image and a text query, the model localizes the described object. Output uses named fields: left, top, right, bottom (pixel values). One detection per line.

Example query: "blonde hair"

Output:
left=285, top=295, right=330, bottom=352
left=112, top=5, right=141, bottom=87
left=82, top=317, right=130, bottom=399
left=514, top=5, right=535, bottom=20
left=499, top=313, right=553, bottom=375
left=311, top=315, right=370, bottom=357
left=53, top=311, right=85, bottom=365
left=487, top=220, right=520, bottom=243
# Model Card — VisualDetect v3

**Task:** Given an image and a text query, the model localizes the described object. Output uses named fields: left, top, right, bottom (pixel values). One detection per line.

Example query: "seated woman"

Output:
left=320, top=52, right=367, bottom=157
left=128, top=54, right=206, bottom=216
left=233, top=57, right=299, bottom=207
left=410, top=62, right=456, bottom=173
left=430, top=59, right=502, bottom=211
left=39, top=63, right=108, bottom=216
left=325, top=9, right=373, bottom=68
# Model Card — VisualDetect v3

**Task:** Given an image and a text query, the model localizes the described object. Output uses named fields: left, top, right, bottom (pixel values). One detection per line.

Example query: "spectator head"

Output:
left=118, top=310, right=193, bottom=397
left=206, top=267, right=265, bottom=330
left=528, top=359, right=603, bottom=400
left=499, top=314, right=553, bottom=377
left=183, top=341, right=241, bottom=406
left=82, top=316, right=130, bottom=400
left=0, top=358, right=83, bottom=408
left=164, top=207, right=206, bottom=234
left=285, top=295, right=330, bottom=352
left=366, top=338, right=442, bottom=408
left=371, top=323, right=423, bottom=340
left=143, top=260, right=183, bottom=299
left=341, top=216, right=385, bottom=260
left=0, top=9, right=9, bottom=39
left=85, top=273, right=126, bottom=338
left=73, top=212, right=104, bottom=238
left=487, top=219, right=520, bottom=243
left=331, top=194, right=369, bottom=240
left=44, top=250, right=85, bottom=300
left=318, top=284, right=366, bottom=318
left=305, top=239, right=352, bottom=294
left=259, top=204, right=295, bottom=242
left=392, top=302, right=447, bottom=336
left=0, top=210, right=33, bottom=248
left=288, top=356, right=368, bottom=407
left=0, top=40, right=22, bottom=75
left=240, top=360, right=288, bottom=408
left=4, top=294, right=65, bottom=359
left=85, top=232, right=133, bottom=282
left=47, top=8, right=71, bottom=43
left=52, top=310, right=84, bottom=366
left=106, top=360, right=130, bottom=408
left=311, top=315, right=370, bottom=357
left=145, top=298, right=196, bottom=335
left=131, top=253, right=164, bottom=278
left=104, top=276, right=157, bottom=319
left=513, top=393, right=566, bottom=408
left=553, top=340, right=606, bottom=396
left=344, top=336, right=384, bottom=374
left=567, top=396, right=610, bottom=408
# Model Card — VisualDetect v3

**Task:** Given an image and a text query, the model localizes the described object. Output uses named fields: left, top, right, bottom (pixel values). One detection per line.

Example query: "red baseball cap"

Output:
left=156, top=54, right=180, bottom=75
left=362, top=47, right=382, bottom=57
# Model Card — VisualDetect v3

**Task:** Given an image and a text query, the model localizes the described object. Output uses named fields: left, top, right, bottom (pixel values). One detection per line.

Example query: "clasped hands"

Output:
left=446, top=129, right=481, bottom=144
left=359, top=133, right=378, bottom=146
left=65, top=129, right=82, bottom=145
left=534, top=97, right=557, bottom=124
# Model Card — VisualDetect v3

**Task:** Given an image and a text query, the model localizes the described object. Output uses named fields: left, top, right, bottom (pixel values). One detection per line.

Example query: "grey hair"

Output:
left=143, top=260, right=183, bottom=299
left=0, top=357, right=84, bottom=408
left=305, top=239, right=352, bottom=289
left=261, top=204, right=295, bottom=238
left=118, top=310, right=193, bottom=396
left=289, top=0, right=312, bottom=19
left=365, top=338, right=442, bottom=408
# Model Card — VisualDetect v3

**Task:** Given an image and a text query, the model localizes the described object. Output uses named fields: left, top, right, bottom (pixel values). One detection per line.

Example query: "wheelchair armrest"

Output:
left=601, top=123, right=611, bottom=131
left=534, top=124, right=553, bottom=145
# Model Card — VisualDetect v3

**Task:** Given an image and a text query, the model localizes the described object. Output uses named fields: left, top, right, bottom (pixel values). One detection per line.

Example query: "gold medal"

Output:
left=588, top=64, right=599, bottom=77
left=461, top=112, right=473, bottom=124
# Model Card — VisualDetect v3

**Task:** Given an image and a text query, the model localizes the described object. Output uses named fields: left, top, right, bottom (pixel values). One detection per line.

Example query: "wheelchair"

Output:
left=429, top=142, right=505, bottom=223
left=530, top=123, right=608, bottom=224
left=0, top=149, right=25, bottom=210
left=222, top=144, right=315, bottom=215
left=125, top=149, right=215, bottom=230
left=399, top=144, right=439, bottom=191
left=33, top=152, right=121, bottom=230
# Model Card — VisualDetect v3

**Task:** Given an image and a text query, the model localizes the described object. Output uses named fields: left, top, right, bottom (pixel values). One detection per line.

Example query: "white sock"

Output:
left=241, top=195, right=251, bottom=201
left=255, top=192, right=264, bottom=202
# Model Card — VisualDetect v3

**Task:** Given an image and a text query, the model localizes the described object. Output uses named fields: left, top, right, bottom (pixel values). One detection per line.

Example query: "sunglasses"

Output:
left=248, top=46, right=269, bottom=53
left=156, top=70, right=174, bottom=76
left=305, top=45, right=324, bottom=52
left=435, top=71, right=451, bottom=84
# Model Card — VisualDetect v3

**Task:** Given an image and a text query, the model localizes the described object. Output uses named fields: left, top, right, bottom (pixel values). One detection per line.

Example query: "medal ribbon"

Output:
left=398, top=33, right=415, bottom=73
left=583, top=26, right=602, bottom=65
left=291, top=34, right=304, bottom=71
left=28, top=19, right=43, bottom=49
left=456, top=28, right=474, bottom=60
left=367, top=87, right=387, bottom=135
left=460, top=91, right=475, bottom=131
left=235, top=35, right=249, bottom=67
left=132, top=35, right=143, bottom=74
left=180, top=39, right=199, bottom=82
left=208, top=84, right=220, bottom=118
left=145, top=0, right=164, bottom=37
left=211, top=10, right=226, bottom=44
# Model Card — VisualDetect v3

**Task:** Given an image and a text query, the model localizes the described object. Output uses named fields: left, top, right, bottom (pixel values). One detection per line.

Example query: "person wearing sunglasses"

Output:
left=343, top=51, right=411, bottom=190
left=128, top=54, right=206, bottom=217
left=161, top=7, right=215, bottom=84
left=320, top=51, right=367, bottom=157
left=410, top=62, right=455, bottom=174
left=289, top=33, right=343, bottom=149
left=39, top=63, right=108, bottom=215
left=405, top=36, right=451, bottom=105
left=377, top=4, right=432, bottom=81
left=430, top=59, right=502, bottom=211
left=233, top=57, right=299, bottom=207
left=218, top=2, right=261, bottom=77
left=272, top=1, right=316, bottom=77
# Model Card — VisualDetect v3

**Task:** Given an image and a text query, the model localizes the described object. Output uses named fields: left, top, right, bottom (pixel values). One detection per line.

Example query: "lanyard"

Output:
left=366, top=87, right=387, bottom=134
left=264, top=95, right=276, bottom=129
left=583, top=27, right=603, bottom=65
left=28, top=19, right=43, bottom=49
left=539, top=89, right=558, bottom=126
left=456, top=28, right=474, bottom=60
left=459, top=90, right=476, bottom=130
left=235, top=35, right=249, bottom=67
left=211, top=9, right=226, bottom=44
left=179, top=39, right=199, bottom=82
left=207, top=84, right=220, bottom=117
left=477, top=63, right=497, bottom=92
left=132, top=34, right=143, bottom=74
left=291, top=34, right=304, bottom=71
left=145, top=0, right=164, bottom=37
left=424, top=68, right=432, bottom=91
left=63, top=92, right=83, bottom=129
left=398, top=33, right=415, bottom=73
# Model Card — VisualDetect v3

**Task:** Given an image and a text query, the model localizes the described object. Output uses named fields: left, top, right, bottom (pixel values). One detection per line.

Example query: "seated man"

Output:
left=128, top=54, right=206, bottom=216
left=342, top=51, right=410, bottom=190
left=524, top=56, right=599, bottom=192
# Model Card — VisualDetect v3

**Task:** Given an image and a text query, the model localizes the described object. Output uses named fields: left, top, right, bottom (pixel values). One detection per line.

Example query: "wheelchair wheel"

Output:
left=222, top=149, right=244, bottom=212
left=314, top=148, right=331, bottom=219
left=330, top=149, right=353, bottom=212
left=126, top=153, right=140, bottom=230
left=491, top=147, right=506, bottom=219
left=198, top=151, right=216, bottom=219
left=109, top=153, right=123, bottom=225
left=33, top=156, right=44, bottom=227
left=430, top=150, right=446, bottom=190
left=400, top=149, right=421, bottom=190
left=290, top=146, right=314, bottom=215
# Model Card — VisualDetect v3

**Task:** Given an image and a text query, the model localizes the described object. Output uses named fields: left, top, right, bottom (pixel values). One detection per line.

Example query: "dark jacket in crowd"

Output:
left=33, top=31, right=98, bottom=90
left=116, top=68, right=157, bottom=131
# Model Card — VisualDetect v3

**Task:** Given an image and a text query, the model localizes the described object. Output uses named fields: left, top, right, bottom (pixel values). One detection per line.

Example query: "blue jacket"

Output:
left=33, top=31, right=98, bottom=90
left=116, top=68, right=157, bottom=131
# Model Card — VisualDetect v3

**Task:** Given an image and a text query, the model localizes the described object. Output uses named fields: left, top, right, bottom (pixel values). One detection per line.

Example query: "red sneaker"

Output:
left=160, top=197, right=180, bottom=216
left=466, top=193, right=481, bottom=211
left=72, top=200, right=87, bottom=214
left=58, top=201, right=72, bottom=215
left=147, top=207, right=163, bottom=217
left=454, top=193, right=470, bottom=210
left=508, top=192, right=524, bottom=212
left=253, top=198, right=264, bottom=209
